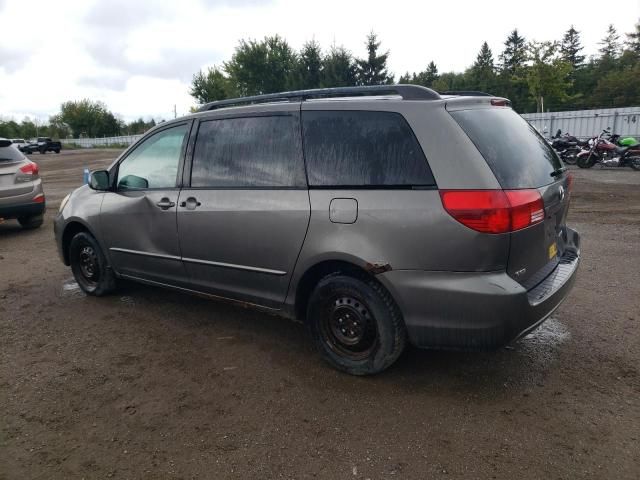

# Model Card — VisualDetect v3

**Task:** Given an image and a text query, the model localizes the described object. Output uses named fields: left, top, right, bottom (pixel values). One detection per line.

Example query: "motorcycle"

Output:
left=550, top=130, right=588, bottom=165
left=577, top=129, right=640, bottom=170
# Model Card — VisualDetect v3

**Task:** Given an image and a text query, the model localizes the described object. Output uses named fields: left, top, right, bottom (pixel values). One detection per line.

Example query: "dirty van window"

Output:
left=302, top=111, right=435, bottom=187
left=450, top=108, right=563, bottom=189
left=191, top=115, right=305, bottom=188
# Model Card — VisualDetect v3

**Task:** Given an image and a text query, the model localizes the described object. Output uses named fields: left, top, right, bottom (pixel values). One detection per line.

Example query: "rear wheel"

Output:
left=69, top=232, right=116, bottom=296
left=18, top=214, right=43, bottom=229
left=307, top=274, right=406, bottom=375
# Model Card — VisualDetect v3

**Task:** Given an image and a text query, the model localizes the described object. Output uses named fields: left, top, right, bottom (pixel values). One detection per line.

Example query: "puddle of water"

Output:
left=522, top=317, right=571, bottom=347
left=60, top=278, right=83, bottom=297
left=120, top=296, right=135, bottom=306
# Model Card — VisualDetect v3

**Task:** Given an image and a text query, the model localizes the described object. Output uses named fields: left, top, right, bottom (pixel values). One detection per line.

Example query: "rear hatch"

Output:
left=0, top=144, right=34, bottom=198
left=448, top=105, right=572, bottom=288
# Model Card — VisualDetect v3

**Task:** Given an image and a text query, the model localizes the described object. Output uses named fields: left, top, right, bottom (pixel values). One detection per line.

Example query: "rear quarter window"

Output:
left=450, top=108, right=562, bottom=189
left=302, top=110, right=435, bottom=187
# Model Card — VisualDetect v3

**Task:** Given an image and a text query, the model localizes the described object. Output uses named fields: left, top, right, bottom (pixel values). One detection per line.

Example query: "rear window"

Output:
left=450, top=108, right=562, bottom=189
left=0, top=146, right=26, bottom=162
left=302, top=110, right=435, bottom=187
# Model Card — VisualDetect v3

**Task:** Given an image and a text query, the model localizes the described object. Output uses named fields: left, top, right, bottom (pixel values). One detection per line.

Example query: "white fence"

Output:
left=58, top=106, right=640, bottom=148
left=521, top=107, right=640, bottom=139
left=60, top=134, right=143, bottom=148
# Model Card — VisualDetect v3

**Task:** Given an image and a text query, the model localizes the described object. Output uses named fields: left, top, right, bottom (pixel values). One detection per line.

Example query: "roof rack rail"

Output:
left=440, top=90, right=493, bottom=97
left=198, top=84, right=441, bottom=112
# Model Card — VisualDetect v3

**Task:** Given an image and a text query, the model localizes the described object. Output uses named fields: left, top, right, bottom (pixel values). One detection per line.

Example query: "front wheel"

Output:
left=577, top=154, right=595, bottom=168
left=629, top=156, right=640, bottom=171
left=307, top=274, right=406, bottom=375
left=69, top=232, right=116, bottom=296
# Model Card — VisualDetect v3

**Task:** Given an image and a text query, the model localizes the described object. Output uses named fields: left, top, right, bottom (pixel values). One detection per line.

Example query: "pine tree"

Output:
left=599, top=24, right=621, bottom=58
left=499, top=29, right=527, bottom=74
left=470, top=41, right=496, bottom=92
left=625, top=19, right=640, bottom=54
left=293, top=40, right=323, bottom=90
left=423, top=61, right=438, bottom=86
left=355, top=32, right=394, bottom=85
left=321, top=45, right=357, bottom=87
left=560, top=26, right=585, bottom=69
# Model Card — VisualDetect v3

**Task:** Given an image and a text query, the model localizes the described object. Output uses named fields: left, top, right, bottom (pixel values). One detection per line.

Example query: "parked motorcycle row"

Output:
left=548, top=129, right=640, bottom=170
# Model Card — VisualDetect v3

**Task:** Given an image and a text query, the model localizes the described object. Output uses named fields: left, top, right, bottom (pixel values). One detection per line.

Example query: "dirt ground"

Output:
left=1, top=149, right=639, bottom=479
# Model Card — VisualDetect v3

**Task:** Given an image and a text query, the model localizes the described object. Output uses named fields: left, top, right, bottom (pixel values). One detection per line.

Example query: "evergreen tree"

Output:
left=321, top=45, right=357, bottom=87
left=470, top=41, right=496, bottom=92
left=599, top=24, right=621, bottom=58
left=625, top=19, right=640, bottom=54
left=499, top=29, right=527, bottom=74
left=560, top=26, right=585, bottom=69
left=292, top=40, right=323, bottom=90
left=399, top=61, right=438, bottom=87
left=355, top=32, right=394, bottom=85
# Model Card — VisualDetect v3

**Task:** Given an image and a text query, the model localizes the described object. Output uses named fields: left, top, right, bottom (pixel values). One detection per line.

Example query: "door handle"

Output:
left=156, top=198, right=176, bottom=210
left=179, top=197, right=202, bottom=210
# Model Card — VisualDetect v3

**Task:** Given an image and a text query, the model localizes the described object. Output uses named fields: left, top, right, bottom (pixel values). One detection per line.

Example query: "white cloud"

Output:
left=0, top=0, right=638, bottom=123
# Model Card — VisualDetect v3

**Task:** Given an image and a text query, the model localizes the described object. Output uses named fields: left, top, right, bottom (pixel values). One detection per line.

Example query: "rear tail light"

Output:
left=19, top=162, right=39, bottom=176
left=33, top=193, right=45, bottom=204
left=439, top=189, right=544, bottom=234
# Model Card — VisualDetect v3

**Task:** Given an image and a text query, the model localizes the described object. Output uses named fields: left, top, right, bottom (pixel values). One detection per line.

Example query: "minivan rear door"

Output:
left=177, top=110, right=310, bottom=308
left=449, top=106, right=572, bottom=288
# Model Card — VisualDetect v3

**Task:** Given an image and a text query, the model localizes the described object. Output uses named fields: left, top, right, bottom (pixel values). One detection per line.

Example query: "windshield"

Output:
left=450, top=108, right=563, bottom=189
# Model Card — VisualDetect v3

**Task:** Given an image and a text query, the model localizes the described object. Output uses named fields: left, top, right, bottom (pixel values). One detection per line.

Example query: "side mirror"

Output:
left=89, top=170, right=110, bottom=191
left=118, top=174, right=149, bottom=190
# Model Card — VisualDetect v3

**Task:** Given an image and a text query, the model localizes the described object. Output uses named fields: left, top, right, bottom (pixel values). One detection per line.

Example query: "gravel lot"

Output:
left=1, top=149, right=639, bottom=479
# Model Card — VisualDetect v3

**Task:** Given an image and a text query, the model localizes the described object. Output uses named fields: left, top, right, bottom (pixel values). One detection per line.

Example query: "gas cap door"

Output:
left=329, top=198, right=358, bottom=224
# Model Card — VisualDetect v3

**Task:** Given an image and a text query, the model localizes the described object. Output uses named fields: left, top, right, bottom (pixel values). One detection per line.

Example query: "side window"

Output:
left=117, top=124, right=188, bottom=190
left=302, top=110, right=435, bottom=187
left=191, top=115, right=305, bottom=188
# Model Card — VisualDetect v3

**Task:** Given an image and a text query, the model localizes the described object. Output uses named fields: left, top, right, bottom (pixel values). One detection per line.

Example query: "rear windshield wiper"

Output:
left=550, top=167, right=567, bottom=177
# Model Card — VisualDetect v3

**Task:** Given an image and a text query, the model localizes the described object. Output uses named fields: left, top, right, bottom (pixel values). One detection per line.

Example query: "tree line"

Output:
left=2, top=21, right=638, bottom=140
left=0, top=100, right=157, bottom=140
left=191, top=22, right=640, bottom=114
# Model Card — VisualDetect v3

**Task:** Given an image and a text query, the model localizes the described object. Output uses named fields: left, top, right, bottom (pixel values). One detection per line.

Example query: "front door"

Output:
left=177, top=112, right=310, bottom=308
left=100, top=123, right=191, bottom=286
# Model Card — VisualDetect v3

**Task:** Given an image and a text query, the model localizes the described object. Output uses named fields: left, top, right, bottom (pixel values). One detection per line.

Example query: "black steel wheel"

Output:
left=69, top=232, right=116, bottom=296
left=307, top=273, right=406, bottom=375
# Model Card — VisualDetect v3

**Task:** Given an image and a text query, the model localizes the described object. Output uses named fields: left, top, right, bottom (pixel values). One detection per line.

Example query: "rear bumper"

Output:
left=0, top=201, right=46, bottom=220
left=380, top=228, right=580, bottom=350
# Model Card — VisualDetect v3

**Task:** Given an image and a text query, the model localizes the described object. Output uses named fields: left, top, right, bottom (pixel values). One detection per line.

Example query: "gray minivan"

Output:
left=54, top=85, right=580, bottom=375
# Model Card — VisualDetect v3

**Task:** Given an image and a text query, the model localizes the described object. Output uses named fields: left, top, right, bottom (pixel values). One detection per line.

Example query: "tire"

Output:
left=17, top=214, right=43, bottom=229
left=307, top=273, right=406, bottom=375
left=577, top=154, right=595, bottom=168
left=629, top=156, right=640, bottom=171
left=562, top=151, right=578, bottom=165
left=69, top=232, right=116, bottom=296
left=39, top=148, right=46, bottom=154
left=54, top=149, right=60, bottom=154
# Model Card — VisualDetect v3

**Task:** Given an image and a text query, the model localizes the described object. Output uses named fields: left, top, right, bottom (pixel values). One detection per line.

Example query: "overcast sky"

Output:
left=1, top=0, right=638, bottom=123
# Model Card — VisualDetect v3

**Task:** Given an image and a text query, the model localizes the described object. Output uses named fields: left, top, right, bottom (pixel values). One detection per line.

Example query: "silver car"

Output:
left=54, top=86, right=580, bottom=375
left=0, top=138, right=45, bottom=229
